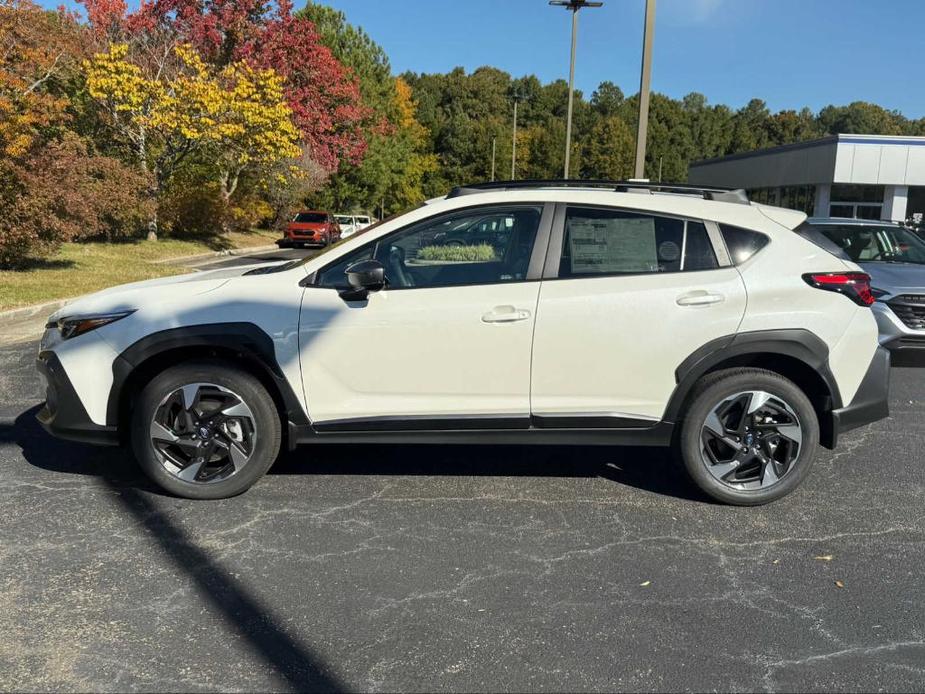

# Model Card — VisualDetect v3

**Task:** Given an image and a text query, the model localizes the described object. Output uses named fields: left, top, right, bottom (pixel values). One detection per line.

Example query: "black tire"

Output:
left=131, top=361, right=281, bottom=499
left=677, top=367, right=819, bottom=506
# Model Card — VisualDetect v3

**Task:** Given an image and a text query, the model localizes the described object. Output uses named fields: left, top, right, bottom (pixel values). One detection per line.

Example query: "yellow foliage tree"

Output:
left=84, top=42, right=300, bottom=237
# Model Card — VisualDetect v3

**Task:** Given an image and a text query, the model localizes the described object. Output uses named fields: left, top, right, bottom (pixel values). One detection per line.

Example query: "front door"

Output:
left=299, top=203, right=550, bottom=427
left=530, top=204, right=747, bottom=424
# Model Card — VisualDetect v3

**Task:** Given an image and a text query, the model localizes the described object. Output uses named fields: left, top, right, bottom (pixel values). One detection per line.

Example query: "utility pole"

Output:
left=491, top=137, right=497, bottom=181
left=633, top=0, right=656, bottom=179
left=510, top=90, right=526, bottom=180
left=550, top=0, right=603, bottom=179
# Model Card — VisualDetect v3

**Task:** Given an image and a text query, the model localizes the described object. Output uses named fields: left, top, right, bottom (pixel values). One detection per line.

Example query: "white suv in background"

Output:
left=335, top=213, right=374, bottom=238
left=36, top=181, right=889, bottom=505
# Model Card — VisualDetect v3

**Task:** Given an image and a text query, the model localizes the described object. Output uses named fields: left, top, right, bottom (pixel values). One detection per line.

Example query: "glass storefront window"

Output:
left=831, top=184, right=884, bottom=203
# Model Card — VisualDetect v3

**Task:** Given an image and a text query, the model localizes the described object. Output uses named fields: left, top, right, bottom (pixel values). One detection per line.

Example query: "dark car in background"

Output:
left=799, top=217, right=925, bottom=366
left=279, top=211, right=341, bottom=248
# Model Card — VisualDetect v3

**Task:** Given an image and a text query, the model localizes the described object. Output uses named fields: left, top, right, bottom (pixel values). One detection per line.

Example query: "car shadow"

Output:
left=3, top=405, right=345, bottom=691
left=5, top=405, right=707, bottom=503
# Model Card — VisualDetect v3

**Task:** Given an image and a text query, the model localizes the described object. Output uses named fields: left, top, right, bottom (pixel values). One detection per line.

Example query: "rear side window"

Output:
left=558, top=207, right=718, bottom=277
left=720, top=225, right=770, bottom=264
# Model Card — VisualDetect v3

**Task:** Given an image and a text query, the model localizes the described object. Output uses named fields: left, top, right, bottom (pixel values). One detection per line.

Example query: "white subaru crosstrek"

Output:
left=36, top=181, right=890, bottom=505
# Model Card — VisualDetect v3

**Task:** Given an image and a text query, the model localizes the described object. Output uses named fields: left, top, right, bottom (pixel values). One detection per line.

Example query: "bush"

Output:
left=417, top=243, right=495, bottom=262
left=0, top=136, right=154, bottom=267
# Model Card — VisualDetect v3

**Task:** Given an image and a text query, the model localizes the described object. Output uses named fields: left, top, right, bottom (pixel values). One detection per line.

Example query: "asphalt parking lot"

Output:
left=1, top=310, right=924, bottom=691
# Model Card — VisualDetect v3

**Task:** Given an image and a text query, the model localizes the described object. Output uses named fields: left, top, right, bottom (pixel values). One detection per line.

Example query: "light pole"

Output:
left=550, top=0, right=603, bottom=179
left=510, top=89, right=526, bottom=180
left=633, top=0, right=656, bottom=179
left=490, top=136, right=496, bottom=181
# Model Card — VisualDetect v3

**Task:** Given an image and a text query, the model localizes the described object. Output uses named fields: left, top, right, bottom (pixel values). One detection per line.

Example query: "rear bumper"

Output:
left=823, top=345, right=890, bottom=449
left=35, top=351, right=119, bottom=446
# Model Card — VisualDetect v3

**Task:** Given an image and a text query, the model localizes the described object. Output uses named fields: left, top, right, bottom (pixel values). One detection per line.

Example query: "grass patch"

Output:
left=0, top=229, right=279, bottom=311
left=417, top=243, right=496, bottom=262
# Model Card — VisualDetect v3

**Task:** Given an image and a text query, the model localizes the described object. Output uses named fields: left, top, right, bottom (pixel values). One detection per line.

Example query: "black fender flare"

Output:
left=106, top=322, right=309, bottom=428
left=662, top=328, right=842, bottom=425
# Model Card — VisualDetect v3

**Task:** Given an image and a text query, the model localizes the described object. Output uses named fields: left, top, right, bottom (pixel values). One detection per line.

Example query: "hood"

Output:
left=288, top=221, right=328, bottom=230
left=48, top=261, right=283, bottom=321
left=858, top=261, right=925, bottom=294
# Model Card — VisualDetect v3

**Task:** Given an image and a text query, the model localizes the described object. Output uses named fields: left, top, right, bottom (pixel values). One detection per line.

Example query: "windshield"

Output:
left=335, top=216, right=352, bottom=224
left=808, top=223, right=925, bottom=265
left=294, top=212, right=327, bottom=223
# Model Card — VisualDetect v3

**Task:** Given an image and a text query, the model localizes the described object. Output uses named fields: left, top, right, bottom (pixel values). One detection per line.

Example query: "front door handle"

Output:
left=677, top=291, right=725, bottom=307
left=482, top=305, right=531, bottom=323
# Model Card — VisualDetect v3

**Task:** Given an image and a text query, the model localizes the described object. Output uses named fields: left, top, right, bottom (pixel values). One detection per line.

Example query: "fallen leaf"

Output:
left=639, top=580, right=651, bottom=587
left=815, top=555, right=834, bottom=561
left=834, top=580, right=845, bottom=588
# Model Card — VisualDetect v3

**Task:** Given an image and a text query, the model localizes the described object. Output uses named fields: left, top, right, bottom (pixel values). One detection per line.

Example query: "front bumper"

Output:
left=35, top=351, right=119, bottom=446
left=873, top=302, right=925, bottom=367
left=823, top=345, right=890, bottom=448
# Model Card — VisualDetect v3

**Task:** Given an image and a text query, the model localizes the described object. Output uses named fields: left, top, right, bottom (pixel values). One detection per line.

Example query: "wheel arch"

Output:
left=664, top=329, right=842, bottom=449
left=107, top=323, right=308, bottom=442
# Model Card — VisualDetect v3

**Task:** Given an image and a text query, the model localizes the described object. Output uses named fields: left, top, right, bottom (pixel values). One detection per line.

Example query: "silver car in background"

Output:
left=800, top=217, right=925, bottom=366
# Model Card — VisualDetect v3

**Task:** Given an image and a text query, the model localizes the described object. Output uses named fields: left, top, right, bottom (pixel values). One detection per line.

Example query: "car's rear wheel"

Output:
left=131, top=361, right=281, bottom=499
left=677, top=368, right=818, bottom=505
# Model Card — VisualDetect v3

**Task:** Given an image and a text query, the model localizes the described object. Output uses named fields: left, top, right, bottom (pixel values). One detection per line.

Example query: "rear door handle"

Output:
left=677, top=291, right=725, bottom=306
left=482, top=305, right=531, bottom=323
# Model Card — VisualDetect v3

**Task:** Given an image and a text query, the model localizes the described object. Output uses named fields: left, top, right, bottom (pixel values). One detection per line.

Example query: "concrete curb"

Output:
left=153, top=243, right=280, bottom=266
left=0, top=298, right=73, bottom=327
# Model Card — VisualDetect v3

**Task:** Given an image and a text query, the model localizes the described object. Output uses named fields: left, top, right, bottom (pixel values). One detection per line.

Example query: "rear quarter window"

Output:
left=719, top=224, right=770, bottom=264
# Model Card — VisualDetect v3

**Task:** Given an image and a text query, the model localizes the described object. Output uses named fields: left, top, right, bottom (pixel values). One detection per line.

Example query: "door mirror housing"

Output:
left=340, top=259, right=385, bottom=300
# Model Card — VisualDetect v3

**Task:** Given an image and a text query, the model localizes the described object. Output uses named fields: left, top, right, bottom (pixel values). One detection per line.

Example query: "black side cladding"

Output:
left=107, top=323, right=308, bottom=429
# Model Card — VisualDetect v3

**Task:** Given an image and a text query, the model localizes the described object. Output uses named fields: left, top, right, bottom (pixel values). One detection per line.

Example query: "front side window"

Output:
left=558, top=207, right=718, bottom=278
left=316, top=205, right=543, bottom=289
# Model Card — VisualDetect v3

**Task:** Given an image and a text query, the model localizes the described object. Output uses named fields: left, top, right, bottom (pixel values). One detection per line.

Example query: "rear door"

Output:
left=530, top=204, right=747, bottom=424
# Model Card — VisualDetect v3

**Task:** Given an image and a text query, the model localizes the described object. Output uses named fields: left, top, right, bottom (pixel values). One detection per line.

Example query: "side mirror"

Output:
left=340, top=259, right=385, bottom=301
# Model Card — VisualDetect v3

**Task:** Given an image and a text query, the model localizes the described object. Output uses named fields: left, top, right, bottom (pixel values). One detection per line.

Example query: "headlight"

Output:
left=46, top=311, right=135, bottom=341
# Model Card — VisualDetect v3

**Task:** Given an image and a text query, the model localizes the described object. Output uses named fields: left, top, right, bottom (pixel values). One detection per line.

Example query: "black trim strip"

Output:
left=312, top=414, right=530, bottom=432
left=293, top=422, right=675, bottom=447
left=531, top=414, right=659, bottom=429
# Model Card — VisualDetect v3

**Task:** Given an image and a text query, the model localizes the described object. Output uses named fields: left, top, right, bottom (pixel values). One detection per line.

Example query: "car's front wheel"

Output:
left=131, top=361, right=281, bottom=499
left=677, top=368, right=819, bottom=506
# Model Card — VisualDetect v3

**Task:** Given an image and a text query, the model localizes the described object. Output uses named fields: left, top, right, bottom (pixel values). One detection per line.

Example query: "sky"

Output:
left=39, top=0, right=925, bottom=118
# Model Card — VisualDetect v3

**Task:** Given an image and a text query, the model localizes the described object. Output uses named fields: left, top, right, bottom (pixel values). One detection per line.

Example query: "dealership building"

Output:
left=688, top=134, right=925, bottom=223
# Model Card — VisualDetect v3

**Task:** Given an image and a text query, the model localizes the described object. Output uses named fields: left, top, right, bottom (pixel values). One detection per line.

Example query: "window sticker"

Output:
left=569, top=216, right=658, bottom=274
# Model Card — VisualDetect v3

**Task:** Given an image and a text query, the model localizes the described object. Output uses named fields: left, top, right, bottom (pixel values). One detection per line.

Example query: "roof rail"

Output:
left=446, top=179, right=750, bottom=205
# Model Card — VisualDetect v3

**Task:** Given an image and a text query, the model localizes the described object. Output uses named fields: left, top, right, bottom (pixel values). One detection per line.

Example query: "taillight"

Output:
left=802, top=272, right=875, bottom=307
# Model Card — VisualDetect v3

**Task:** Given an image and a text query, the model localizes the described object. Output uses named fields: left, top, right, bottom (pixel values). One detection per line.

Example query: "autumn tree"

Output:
left=84, top=41, right=299, bottom=236
left=0, top=0, right=150, bottom=265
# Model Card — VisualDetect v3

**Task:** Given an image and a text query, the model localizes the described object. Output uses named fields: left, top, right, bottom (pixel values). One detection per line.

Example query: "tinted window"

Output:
left=316, top=206, right=542, bottom=289
left=794, top=224, right=850, bottom=261
left=720, top=225, right=770, bottom=264
left=295, top=212, right=327, bottom=223
left=558, top=207, right=718, bottom=277
left=807, top=223, right=925, bottom=265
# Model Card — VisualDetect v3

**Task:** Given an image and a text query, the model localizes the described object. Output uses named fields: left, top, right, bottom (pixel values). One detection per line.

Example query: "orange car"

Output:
left=278, top=211, right=341, bottom=248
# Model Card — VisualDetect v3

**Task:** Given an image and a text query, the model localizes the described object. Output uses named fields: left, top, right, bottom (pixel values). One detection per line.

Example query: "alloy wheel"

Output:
left=700, top=390, right=802, bottom=490
left=149, top=383, right=257, bottom=484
